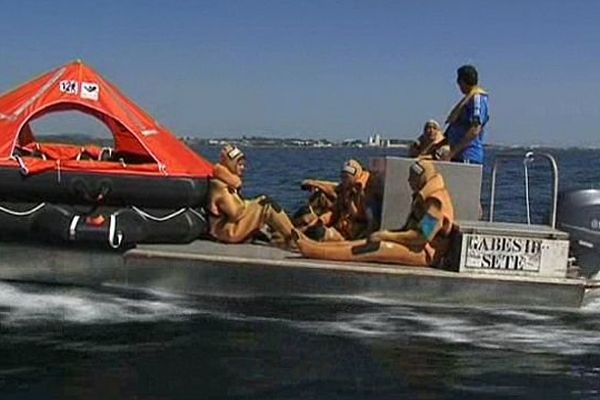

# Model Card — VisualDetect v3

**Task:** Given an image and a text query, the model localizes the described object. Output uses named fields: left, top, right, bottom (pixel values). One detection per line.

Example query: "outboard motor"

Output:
left=557, top=189, right=600, bottom=278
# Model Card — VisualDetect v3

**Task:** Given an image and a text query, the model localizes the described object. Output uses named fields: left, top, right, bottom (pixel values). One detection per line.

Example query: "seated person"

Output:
left=408, top=119, right=450, bottom=160
left=294, top=159, right=379, bottom=241
left=208, top=144, right=294, bottom=246
left=292, top=180, right=337, bottom=233
left=294, top=160, right=454, bottom=267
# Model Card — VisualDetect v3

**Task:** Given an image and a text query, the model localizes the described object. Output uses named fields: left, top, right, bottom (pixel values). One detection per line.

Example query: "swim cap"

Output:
left=341, top=159, right=363, bottom=181
left=219, top=144, right=245, bottom=173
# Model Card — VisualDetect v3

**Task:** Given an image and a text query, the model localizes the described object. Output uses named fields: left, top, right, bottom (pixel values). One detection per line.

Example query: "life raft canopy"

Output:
left=0, top=59, right=213, bottom=178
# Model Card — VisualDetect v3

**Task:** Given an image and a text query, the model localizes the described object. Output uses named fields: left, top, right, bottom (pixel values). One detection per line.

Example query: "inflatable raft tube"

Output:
left=0, top=202, right=207, bottom=249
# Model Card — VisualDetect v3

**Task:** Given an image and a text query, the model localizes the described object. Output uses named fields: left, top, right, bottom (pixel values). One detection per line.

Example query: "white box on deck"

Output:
left=369, top=157, right=482, bottom=229
left=454, top=221, right=570, bottom=278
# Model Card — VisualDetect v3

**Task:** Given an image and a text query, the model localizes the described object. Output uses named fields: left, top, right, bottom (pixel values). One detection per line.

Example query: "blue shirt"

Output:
left=446, top=93, right=489, bottom=164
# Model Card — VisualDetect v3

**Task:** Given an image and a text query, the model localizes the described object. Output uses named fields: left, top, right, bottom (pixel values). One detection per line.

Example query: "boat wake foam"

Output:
left=0, top=282, right=198, bottom=326
left=193, top=293, right=600, bottom=356
left=2, top=283, right=600, bottom=357
left=281, top=304, right=600, bottom=356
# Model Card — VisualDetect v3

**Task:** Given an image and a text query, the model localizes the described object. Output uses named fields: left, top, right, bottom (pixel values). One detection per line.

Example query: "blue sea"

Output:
left=2, top=146, right=600, bottom=399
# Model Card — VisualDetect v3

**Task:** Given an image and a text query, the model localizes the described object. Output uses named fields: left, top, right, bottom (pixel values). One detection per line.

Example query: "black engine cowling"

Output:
left=557, top=189, right=600, bottom=277
left=557, top=189, right=600, bottom=248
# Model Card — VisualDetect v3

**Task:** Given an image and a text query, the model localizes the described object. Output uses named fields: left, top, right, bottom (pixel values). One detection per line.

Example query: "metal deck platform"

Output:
left=0, top=240, right=591, bottom=309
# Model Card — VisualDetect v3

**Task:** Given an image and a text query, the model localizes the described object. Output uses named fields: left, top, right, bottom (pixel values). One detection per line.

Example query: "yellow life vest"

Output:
left=445, top=86, right=488, bottom=126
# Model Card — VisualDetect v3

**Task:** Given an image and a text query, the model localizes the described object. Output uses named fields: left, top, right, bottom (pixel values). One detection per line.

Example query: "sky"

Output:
left=1, top=0, right=600, bottom=146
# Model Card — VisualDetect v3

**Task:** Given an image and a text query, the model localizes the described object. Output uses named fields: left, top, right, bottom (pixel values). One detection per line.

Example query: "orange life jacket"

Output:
left=208, top=163, right=259, bottom=242
left=333, top=170, right=372, bottom=239
left=413, top=131, right=446, bottom=158
left=405, top=174, right=454, bottom=263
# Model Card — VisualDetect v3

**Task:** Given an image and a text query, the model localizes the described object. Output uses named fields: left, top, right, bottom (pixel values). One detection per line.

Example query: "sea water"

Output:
left=1, top=146, right=600, bottom=399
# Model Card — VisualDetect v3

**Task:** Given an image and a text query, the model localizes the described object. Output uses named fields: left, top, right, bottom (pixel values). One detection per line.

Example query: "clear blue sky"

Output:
left=1, top=0, right=600, bottom=146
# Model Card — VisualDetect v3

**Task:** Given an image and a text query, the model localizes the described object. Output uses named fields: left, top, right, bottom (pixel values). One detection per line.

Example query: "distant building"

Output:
left=384, top=138, right=408, bottom=148
left=342, top=139, right=365, bottom=148
left=366, top=132, right=410, bottom=148
left=367, top=133, right=382, bottom=147
left=314, top=140, right=333, bottom=148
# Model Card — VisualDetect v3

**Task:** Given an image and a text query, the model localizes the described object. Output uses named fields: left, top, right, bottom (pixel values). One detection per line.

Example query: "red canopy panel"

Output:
left=0, top=60, right=213, bottom=178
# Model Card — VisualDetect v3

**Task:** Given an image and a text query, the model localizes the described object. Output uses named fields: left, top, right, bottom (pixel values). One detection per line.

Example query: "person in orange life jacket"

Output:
left=291, top=179, right=337, bottom=234
left=408, top=119, right=450, bottom=159
left=208, top=144, right=294, bottom=245
left=294, top=159, right=379, bottom=242
left=437, top=65, right=489, bottom=164
left=293, top=160, right=455, bottom=267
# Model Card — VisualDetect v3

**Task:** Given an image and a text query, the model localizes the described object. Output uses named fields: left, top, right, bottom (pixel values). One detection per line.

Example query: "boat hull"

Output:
left=0, top=240, right=589, bottom=309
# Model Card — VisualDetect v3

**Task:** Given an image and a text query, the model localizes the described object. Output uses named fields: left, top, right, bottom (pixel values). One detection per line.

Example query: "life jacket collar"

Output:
left=445, top=85, right=487, bottom=125
left=354, top=170, right=370, bottom=189
left=213, top=163, right=242, bottom=190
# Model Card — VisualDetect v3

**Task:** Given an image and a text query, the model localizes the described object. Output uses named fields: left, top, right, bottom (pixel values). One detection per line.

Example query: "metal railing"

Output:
left=488, top=152, right=559, bottom=228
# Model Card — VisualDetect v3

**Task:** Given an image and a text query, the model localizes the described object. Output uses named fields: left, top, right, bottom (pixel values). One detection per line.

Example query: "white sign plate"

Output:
left=464, top=235, right=542, bottom=272
left=459, top=233, right=569, bottom=278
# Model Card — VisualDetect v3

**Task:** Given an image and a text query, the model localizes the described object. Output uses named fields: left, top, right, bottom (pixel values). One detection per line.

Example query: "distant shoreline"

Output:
left=181, top=136, right=413, bottom=149
left=32, top=133, right=599, bottom=151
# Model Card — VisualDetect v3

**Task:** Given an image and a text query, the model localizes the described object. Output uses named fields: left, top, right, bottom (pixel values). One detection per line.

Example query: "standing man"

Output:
left=444, top=65, right=489, bottom=164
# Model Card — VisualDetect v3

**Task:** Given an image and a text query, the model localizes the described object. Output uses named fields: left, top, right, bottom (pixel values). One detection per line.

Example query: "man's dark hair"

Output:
left=457, top=65, right=478, bottom=86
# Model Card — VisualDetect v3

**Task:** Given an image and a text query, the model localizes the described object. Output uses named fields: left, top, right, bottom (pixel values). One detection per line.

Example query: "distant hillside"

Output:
left=35, top=133, right=113, bottom=147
